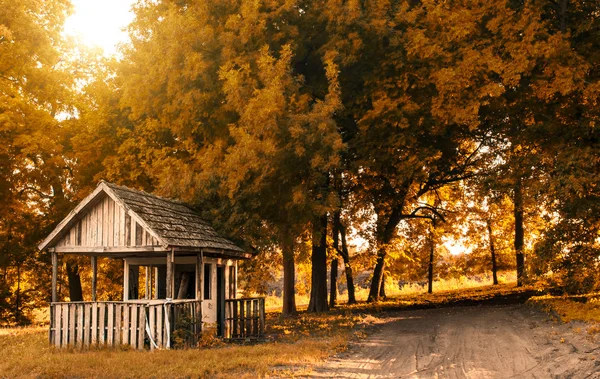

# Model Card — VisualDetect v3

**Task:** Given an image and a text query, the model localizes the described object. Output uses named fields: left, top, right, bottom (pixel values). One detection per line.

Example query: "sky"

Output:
left=63, top=0, right=136, bottom=56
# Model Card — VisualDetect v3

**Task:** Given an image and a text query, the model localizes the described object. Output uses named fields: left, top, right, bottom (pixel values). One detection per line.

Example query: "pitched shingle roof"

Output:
left=38, top=181, right=247, bottom=257
left=103, top=182, right=245, bottom=253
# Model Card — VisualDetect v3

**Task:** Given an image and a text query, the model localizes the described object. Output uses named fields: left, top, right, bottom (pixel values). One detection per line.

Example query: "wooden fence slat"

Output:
left=188, top=303, right=193, bottom=341
left=259, top=298, right=265, bottom=337
left=68, top=304, right=76, bottom=345
left=61, top=304, right=69, bottom=347
left=233, top=300, right=238, bottom=338
left=114, top=304, right=122, bottom=346
left=224, top=302, right=229, bottom=339
left=123, top=304, right=130, bottom=345
left=157, top=304, right=163, bottom=348
left=149, top=305, right=156, bottom=350
left=99, top=303, right=106, bottom=345
left=53, top=305, right=61, bottom=347
left=107, top=303, right=114, bottom=345
left=240, top=301, right=245, bottom=338
left=84, top=303, right=91, bottom=347
left=253, top=299, right=258, bottom=336
left=138, top=305, right=145, bottom=350
left=164, top=304, right=170, bottom=349
left=77, top=304, right=84, bottom=347
left=91, top=303, right=98, bottom=344
left=248, top=300, right=252, bottom=337
left=130, top=305, right=138, bottom=347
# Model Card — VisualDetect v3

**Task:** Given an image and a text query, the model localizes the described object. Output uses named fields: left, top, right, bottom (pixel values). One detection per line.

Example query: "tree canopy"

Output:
left=1, top=0, right=600, bottom=323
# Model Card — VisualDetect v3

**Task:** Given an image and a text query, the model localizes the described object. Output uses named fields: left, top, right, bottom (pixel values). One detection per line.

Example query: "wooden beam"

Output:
left=172, top=246, right=252, bottom=259
left=51, top=251, right=58, bottom=303
left=91, top=256, right=97, bottom=302
left=53, top=246, right=170, bottom=254
left=166, top=249, right=174, bottom=299
left=123, top=260, right=129, bottom=301
left=195, top=252, right=203, bottom=301
left=54, top=246, right=171, bottom=255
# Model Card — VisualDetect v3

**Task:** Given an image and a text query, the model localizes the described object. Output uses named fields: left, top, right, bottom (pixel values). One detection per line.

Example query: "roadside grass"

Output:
left=528, top=293, right=600, bottom=335
left=0, top=327, right=352, bottom=378
left=0, top=308, right=370, bottom=378
left=265, top=271, right=518, bottom=310
left=0, top=279, right=538, bottom=378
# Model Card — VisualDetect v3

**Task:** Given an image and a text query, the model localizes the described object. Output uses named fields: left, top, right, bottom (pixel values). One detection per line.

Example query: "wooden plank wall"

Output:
left=49, top=301, right=202, bottom=350
left=224, top=298, right=265, bottom=340
left=56, top=195, right=159, bottom=248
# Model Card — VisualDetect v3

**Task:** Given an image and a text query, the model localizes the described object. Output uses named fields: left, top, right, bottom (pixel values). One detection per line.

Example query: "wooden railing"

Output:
left=49, top=300, right=201, bottom=350
left=224, top=298, right=265, bottom=340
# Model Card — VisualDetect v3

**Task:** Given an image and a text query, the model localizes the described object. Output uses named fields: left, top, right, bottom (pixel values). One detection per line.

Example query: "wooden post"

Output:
left=123, top=259, right=130, bottom=301
left=51, top=251, right=58, bottom=303
left=195, top=254, right=203, bottom=301
left=91, top=256, right=97, bottom=302
left=195, top=253, right=203, bottom=336
left=234, top=262, right=238, bottom=299
left=166, top=249, right=174, bottom=299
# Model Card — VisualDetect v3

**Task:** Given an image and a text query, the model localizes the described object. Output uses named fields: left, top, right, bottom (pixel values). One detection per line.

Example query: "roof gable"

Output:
left=39, top=181, right=245, bottom=255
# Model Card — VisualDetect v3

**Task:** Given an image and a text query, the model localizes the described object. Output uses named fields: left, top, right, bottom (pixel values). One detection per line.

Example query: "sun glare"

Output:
left=443, top=237, right=471, bottom=256
left=64, top=0, right=136, bottom=56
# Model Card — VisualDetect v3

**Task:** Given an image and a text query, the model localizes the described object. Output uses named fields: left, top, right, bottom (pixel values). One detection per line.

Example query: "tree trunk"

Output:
left=369, top=205, right=405, bottom=302
left=487, top=219, right=499, bottom=285
left=65, top=261, right=83, bottom=301
left=177, top=271, right=190, bottom=299
left=368, top=248, right=386, bottom=302
left=514, top=177, right=525, bottom=287
left=330, top=210, right=342, bottom=309
left=379, top=273, right=387, bottom=299
left=428, top=229, right=434, bottom=294
left=339, top=224, right=356, bottom=304
left=560, top=0, right=568, bottom=33
left=281, top=233, right=297, bottom=316
left=15, top=263, right=21, bottom=324
left=308, top=214, right=329, bottom=313
left=330, top=258, right=338, bottom=308
left=129, top=265, right=140, bottom=300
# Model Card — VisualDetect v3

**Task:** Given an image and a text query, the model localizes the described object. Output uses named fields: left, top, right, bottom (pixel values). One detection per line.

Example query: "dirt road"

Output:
left=310, top=305, right=600, bottom=378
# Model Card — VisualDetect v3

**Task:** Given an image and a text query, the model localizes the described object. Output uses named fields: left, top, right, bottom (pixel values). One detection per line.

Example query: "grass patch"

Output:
left=264, top=271, right=518, bottom=311
left=336, top=281, right=537, bottom=314
left=528, top=293, right=600, bottom=334
left=0, top=281, right=536, bottom=378
left=0, top=309, right=369, bottom=378
left=0, top=328, right=351, bottom=378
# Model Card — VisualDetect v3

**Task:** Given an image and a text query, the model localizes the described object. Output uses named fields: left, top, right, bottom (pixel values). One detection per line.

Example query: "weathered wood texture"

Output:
left=49, top=300, right=201, bottom=350
left=43, top=181, right=248, bottom=258
left=56, top=195, right=159, bottom=248
left=224, top=298, right=265, bottom=340
left=104, top=182, right=245, bottom=252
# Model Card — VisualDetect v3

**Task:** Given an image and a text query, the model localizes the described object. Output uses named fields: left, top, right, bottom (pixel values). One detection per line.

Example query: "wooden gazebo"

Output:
left=39, top=181, right=265, bottom=349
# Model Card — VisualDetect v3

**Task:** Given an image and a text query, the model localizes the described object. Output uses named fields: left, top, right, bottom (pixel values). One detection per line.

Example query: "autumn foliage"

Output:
left=1, top=0, right=600, bottom=323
